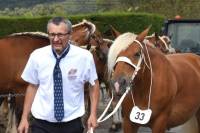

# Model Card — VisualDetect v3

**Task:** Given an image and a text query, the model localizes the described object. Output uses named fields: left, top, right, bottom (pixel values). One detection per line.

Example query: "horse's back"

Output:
left=0, top=35, right=49, bottom=92
left=167, top=53, right=200, bottom=95
left=167, top=53, right=200, bottom=77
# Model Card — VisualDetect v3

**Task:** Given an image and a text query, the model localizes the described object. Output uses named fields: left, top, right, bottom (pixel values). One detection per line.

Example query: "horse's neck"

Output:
left=133, top=64, right=151, bottom=96
left=134, top=46, right=166, bottom=91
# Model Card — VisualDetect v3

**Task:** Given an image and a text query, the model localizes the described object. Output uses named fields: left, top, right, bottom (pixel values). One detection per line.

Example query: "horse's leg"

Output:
left=15, top=96, right=25, bottom=125
left=0, top=98, right=4, bottom=105
left=82, top=83, right=90, bottom=129
left=109, top=106, right=122, bottom=132
left=0, top=98, right=8, bottom=115
left=100, top=82, right=105, bottom=104
left=123, top=118, right=138, bottom=133
left=196, top=109, right=200, bottom=133
left=5, top=98, right=18, bottom=133
left=9, top=109, right=17, bottom=133
left=0, top=98, right=8, bottom=132
left=169, top=116, right=198, bottom=133
left=151, top=114, right=168, bottom=133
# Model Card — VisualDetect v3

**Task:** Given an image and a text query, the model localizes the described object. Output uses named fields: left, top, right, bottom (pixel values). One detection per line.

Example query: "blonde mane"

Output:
left=9, top=31, right=48, bottom=39
left=107, top=32, right=137, bottom=76
left=72, top=19, right=96, bottom=34
left=103, top=38, right=113, bottom=43
left=72, top=19, right=96, bottom=42
left=145, top=33, right=155, bottom=39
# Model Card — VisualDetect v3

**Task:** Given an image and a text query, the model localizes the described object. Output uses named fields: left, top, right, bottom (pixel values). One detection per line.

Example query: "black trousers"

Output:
left=31, top=117, right=84, bottom=133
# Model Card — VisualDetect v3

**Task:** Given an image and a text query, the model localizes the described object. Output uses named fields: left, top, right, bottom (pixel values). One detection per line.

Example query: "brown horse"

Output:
left=145, top=33, right=176, bottom=54
left=71, top=19, right=104, bottom=47
left=0, top=34, right=49, bottom=133
left=107, top=28, right=200, bottom=133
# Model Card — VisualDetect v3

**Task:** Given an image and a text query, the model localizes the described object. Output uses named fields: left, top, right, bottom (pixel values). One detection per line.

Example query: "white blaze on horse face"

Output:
left=114, top=82, right=120, bottom=93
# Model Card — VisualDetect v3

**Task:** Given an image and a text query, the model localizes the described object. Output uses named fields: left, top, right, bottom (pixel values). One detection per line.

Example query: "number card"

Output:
left=130, top=106, right=152, bottom=124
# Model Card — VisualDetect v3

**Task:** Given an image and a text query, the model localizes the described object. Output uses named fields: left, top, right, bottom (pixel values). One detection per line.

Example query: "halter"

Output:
left=158, top=36, right=176, bottom=53
left=115, top=39, right=153, bottom=109
left=88, top=33, right=103, bottom=47
left=158, top=36, right=170, bottom=51
left=115, top=39, right=144, bottom=81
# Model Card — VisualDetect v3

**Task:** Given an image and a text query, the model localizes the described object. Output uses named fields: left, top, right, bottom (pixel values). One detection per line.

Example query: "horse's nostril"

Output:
left=110, top=80, right=121, bottom=94
left=120, top=78, right=127, bottom=86
left=114, top=82, right=120, bottom=93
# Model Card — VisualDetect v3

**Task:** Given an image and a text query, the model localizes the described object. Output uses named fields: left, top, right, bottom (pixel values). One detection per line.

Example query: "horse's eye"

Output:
left=134, top=52, right=140, bottom=58
left=91, top=35, right=96, bottom=39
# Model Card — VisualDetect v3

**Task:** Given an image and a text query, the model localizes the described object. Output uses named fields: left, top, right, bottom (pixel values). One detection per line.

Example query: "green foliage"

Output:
left=0, top=12, right=164, bottom=38
left=88, top=12, right=164, bottom=36
left=0, top=17, right=51, bottom=36
left=0, top=0, right=199, bottom=18
left=0, top=0, right=65, bottom=10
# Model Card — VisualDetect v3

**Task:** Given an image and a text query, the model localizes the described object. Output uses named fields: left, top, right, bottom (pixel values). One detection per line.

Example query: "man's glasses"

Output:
left=48, top=32, right=70, bottom=39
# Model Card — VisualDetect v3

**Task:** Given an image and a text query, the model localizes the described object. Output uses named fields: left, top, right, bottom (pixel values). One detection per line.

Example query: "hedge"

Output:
left=0, top=12, right=165, bottom=38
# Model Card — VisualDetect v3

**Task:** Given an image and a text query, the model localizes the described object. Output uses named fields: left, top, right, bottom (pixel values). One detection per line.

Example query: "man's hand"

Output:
left=87, top=114, right=98, bottom=132
left=17, top=118, right=29, bottom=133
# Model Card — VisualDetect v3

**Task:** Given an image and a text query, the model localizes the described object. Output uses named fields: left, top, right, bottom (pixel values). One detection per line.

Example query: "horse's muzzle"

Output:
left=110, top=76, right=130, bottom=96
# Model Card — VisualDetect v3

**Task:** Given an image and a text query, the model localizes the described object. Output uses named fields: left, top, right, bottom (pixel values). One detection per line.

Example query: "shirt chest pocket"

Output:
left=65, top=68, right=85, bottom=89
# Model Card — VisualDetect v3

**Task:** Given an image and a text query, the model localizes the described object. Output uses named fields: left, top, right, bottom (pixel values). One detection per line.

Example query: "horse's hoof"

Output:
left=109, top=123, right=121, bottom=132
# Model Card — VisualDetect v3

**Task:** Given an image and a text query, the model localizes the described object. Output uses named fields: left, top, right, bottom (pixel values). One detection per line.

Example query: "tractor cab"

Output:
left=162, top=19, right=200, bottom=55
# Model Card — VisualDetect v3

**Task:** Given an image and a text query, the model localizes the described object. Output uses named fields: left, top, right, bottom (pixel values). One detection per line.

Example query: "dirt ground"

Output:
left=0, top=93, right=198, bottom=133
left=0, top=96, right=120, bottom=133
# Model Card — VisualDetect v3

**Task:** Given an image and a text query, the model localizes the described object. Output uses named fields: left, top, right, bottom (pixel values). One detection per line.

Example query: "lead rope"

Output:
left=87, top=56, right=143, bottom=133
left=87, top=87, right=130, bottom=133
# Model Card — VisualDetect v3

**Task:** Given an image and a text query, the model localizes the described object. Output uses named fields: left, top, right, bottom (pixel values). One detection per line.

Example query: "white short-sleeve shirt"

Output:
left=21, top=44, right=98, bottom=122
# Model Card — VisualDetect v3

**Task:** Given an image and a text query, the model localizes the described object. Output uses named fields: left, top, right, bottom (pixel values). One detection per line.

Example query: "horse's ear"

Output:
left=137, top=26, right=151, bottom=42
left=155, top=32, right=159, bottom=41
left=110, top=25, right=121, bottom=38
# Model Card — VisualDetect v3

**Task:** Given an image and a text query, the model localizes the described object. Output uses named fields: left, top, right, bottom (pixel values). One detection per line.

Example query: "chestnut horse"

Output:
left=0, top=34, right=49, bottom=133
left=107, top=28, right=200, bottom=133
left=0, top=19, right=109, bottom=132
left=71, top=19, right=104, bottom=47
left=145, top=33, right=176, bottom=54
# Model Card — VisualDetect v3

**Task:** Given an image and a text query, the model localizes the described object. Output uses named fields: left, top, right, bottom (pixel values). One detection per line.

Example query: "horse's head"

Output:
left=88, top=28, right=104, bottom=46
left=146, top=33, right=175, bottom=54
left=71, top=19, right=103, bottom=46
left=89, top=38, right=112, bottom=83
left=94, top=38, right=112, bottom=64
left=155, top=35, right=172, bottom=53
left=107, top=28, right=150, bottom=97
left=159, top=35, right=176, bottom=53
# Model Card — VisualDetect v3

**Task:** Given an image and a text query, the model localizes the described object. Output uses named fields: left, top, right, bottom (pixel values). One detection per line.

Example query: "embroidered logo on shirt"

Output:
left=68, top=69, right=77, bottom=80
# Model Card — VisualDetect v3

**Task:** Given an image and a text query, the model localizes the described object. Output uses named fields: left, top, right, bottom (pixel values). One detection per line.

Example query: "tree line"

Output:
left=0, top=0, right=200, bottom=19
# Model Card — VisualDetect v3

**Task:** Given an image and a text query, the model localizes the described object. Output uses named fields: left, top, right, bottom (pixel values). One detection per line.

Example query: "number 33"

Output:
left=135, top=112, right=145, bottom=120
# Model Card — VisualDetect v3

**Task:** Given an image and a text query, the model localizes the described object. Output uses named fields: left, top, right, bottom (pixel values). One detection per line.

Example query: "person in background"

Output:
left=17, top=16, right=100, bottom=133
